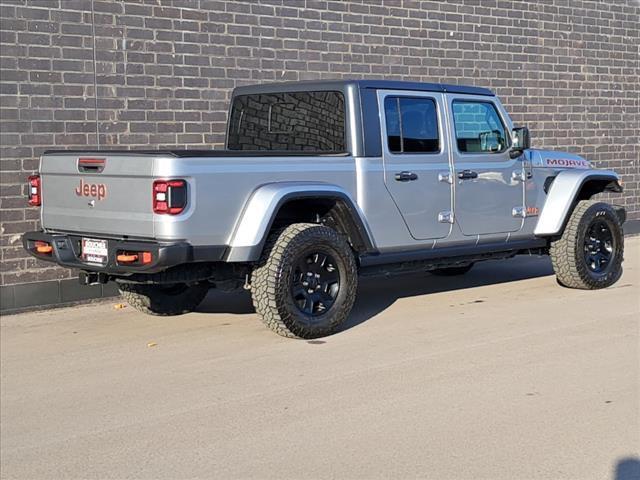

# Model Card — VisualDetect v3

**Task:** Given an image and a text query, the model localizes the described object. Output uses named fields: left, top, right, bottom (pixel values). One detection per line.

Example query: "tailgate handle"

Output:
left=78, top=158, right=105, bottom=173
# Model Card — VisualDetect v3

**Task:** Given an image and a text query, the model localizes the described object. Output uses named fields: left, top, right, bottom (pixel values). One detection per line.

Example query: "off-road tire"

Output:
left=118, top=282, right=209, bottom=315
left=550, top=200, right=624, bottom=289
left=431, top=263, right=474, bottom=276
left=251, top=223, right=358, bottom=339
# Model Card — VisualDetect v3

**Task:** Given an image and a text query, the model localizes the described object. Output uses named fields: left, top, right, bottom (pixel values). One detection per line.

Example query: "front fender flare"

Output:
left=225, top=182, right=375, bottom=262
left=534, top=169, right=621, bottom=236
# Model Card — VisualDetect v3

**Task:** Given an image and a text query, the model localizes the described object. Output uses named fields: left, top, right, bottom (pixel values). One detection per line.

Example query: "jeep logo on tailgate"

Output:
left=75, top=178, right=107, bottom=201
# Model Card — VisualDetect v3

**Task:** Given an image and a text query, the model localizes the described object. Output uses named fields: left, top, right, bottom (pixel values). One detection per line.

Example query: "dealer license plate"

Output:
left=81, top=238, right=108, bottom=265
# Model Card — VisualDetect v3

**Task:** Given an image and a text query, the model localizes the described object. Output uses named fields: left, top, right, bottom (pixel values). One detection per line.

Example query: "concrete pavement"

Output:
left=2, top=237, right=639, bottom=479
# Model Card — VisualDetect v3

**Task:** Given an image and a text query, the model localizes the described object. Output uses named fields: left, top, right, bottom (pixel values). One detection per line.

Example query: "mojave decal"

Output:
left=544, top=157, right=591, bottom=169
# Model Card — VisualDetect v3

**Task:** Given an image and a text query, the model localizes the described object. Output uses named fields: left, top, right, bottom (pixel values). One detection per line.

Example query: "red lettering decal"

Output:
left=75, top=178, right=107, bottom=200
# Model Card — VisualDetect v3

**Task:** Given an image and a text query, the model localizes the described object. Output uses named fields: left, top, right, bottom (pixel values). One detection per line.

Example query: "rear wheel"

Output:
left=118, top=282, right=209, bottom=315
left=431, top=263, right=474, bottom=276
left=550, top=200, right=624, bottom=289
left=251, top=223, right=358, bottom=339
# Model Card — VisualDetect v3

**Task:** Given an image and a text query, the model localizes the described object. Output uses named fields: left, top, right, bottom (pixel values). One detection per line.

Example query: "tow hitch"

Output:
left=79, top=271, right=110, bottom=285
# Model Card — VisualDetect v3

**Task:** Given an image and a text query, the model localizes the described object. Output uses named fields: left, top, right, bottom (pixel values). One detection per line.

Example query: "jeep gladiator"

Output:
left=23, top=80, right=626, bottom=338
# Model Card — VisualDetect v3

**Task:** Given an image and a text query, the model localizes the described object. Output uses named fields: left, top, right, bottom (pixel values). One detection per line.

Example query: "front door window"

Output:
left=452, top=101, right=509, bottom=154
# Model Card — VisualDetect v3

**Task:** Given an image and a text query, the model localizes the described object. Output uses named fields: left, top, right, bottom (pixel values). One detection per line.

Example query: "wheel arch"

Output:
left=225, top=183, right=375, bottom=262
left=534, top=169, right=623, bottom=237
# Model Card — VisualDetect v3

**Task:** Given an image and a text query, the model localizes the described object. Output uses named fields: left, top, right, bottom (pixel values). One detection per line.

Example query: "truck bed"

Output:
left=38, top=150, right=358, bottom=246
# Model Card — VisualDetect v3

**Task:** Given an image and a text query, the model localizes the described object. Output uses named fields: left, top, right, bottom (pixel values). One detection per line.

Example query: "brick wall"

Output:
left=1, top=0, right=639, bottom=294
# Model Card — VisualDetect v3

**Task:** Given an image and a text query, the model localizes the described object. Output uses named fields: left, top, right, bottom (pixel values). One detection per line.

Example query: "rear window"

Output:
left=227, top=91, right=346, bottom=152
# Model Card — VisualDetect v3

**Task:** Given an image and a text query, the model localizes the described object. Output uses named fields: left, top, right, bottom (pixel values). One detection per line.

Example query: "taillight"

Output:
left=28, top=175, right=41, bottom=206
left=153, top=179, right=187, bottom=215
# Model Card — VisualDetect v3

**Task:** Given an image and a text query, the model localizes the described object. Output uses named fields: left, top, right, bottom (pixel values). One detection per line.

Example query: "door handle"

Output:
left=457, top=170, right=478, bottom=180
left=395, top=171, right=418, bottom=182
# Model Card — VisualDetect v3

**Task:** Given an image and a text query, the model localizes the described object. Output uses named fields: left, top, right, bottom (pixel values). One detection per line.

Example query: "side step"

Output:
left=359, top=239, right=548, bottom=277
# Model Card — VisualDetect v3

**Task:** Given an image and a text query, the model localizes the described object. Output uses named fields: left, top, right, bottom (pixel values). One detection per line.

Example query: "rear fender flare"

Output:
left=534, top=169, right=622, bottom=236
left=225, top=182, right=375, bottom=262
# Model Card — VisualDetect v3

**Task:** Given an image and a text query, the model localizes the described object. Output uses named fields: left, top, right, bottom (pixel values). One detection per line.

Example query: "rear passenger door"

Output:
left=447, top=95, right=524, bottom=236
left=378, top=91, right=453, bottom=240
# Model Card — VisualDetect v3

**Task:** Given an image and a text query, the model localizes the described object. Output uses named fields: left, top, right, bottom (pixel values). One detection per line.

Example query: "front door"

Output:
left=378, top=90, right=453, bottom=240
left=447, top=94, right=524, bottom=235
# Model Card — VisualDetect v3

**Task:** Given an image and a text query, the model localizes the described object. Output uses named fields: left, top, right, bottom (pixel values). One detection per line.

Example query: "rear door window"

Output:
left=452, top=101, right=509, bottom=153
left=384, top=97, right=439, bottom=154
left=227, top=91, right=346, bottom=152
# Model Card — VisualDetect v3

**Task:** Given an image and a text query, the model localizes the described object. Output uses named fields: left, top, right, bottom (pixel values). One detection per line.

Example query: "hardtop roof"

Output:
left=232, top=79, right=495, bottom=97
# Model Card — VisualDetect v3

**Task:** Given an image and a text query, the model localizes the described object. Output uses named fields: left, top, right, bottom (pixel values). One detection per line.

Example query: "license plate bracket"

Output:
left=81, top=238, right=108, bottom=265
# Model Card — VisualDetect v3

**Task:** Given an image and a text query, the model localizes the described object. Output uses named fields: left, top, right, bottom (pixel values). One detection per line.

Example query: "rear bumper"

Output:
left=22, top=231, right=226, bottom=275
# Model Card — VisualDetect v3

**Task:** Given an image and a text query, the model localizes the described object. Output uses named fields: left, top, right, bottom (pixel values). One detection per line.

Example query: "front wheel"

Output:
left=118, top=282, right=209, bottom=315
left=550, top=200, right=624, bottom=289
left=251, top=223, right=358, bottom=339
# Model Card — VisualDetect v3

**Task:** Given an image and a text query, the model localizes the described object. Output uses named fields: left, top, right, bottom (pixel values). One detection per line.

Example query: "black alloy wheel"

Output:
left=291, top=251, right=341, bottom=316
left=583, top=220, right=615, bottom=274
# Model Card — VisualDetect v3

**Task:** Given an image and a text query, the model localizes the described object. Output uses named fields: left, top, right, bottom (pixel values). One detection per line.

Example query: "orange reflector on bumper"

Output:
left=116, top=251, right=152, bottom=265
left=34, top=241, right=53, bottom=254
left=116, top=253, right=138, bottom=263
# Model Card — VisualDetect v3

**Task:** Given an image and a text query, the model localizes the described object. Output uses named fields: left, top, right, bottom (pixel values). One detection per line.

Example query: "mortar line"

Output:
left=90, top=0, right=99, bottom=148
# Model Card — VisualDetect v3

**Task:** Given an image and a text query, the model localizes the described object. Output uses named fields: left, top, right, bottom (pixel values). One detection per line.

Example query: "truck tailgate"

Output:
left=40, top=153, right=158, bottom=238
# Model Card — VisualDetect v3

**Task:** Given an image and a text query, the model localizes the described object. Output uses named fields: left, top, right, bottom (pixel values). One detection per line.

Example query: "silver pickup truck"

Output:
left=23, top=80, right=625, bottom=338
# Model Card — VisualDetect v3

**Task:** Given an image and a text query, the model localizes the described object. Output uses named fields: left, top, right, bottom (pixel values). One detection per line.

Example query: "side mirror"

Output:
left=510, top=127, right=530, bottom=158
